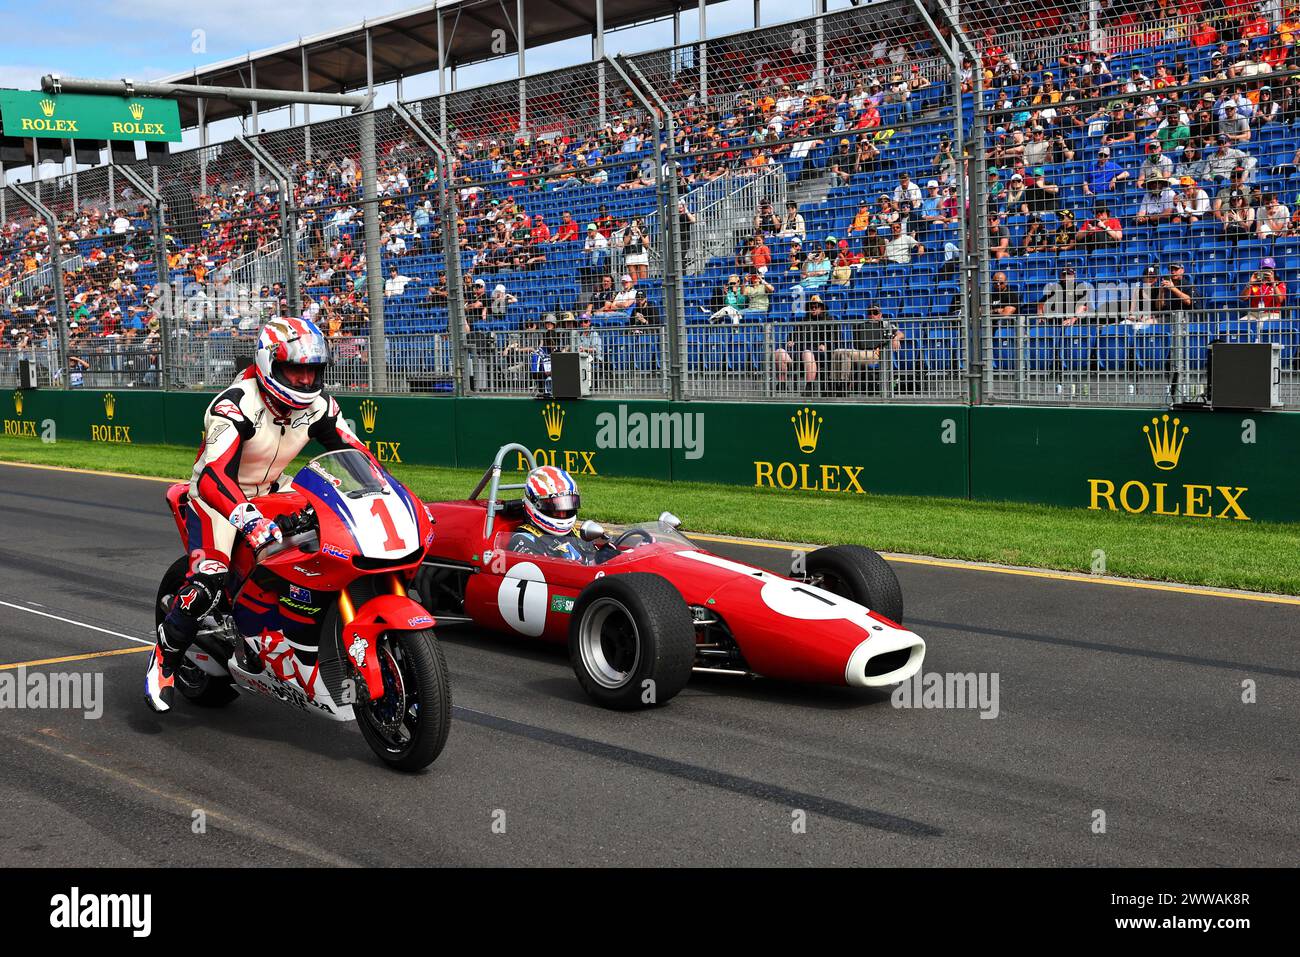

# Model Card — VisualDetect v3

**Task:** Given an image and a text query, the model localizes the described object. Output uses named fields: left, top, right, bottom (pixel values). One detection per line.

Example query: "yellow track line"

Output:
left=4, top=459, right=1297, bottom=606
left=0, top=645, right=151, bottom=671
left=687, top=533, right=1300, bottom=607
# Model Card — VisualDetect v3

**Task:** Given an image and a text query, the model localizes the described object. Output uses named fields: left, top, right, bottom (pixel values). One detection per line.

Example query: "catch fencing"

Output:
left=2, top=0, right=1297, bottom=410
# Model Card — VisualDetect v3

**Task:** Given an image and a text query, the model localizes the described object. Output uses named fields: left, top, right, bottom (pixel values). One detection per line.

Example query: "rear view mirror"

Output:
left=579, top=520, right=607, bottom=541
left=658, top=511, right=682, bottom=529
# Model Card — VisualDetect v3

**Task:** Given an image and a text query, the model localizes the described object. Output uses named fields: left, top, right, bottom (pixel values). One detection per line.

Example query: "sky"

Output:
left=0, top=0, right=848, bottom=179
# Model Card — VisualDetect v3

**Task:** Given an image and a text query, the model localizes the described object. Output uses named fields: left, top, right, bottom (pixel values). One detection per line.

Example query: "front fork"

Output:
left=339, top=574, right=429, bottom=702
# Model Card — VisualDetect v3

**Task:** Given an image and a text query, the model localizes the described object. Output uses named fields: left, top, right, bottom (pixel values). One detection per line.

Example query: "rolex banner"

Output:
left=0, top=91, right=181, bottom=142
left=6, top=390, right=1300, bottom=523
left=968, top=406, right=1300, bottom=522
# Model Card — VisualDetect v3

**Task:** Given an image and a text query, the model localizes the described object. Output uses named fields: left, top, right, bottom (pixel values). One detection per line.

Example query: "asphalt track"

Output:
left=0, top=461, right=1295, bottom=867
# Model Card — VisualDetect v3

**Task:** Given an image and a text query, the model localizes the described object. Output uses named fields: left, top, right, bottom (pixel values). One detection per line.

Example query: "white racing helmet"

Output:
left=254, top=317, right=330, bottom=411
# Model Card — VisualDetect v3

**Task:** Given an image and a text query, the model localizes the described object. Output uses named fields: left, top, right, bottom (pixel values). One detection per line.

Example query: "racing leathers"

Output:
left=506, top=521, right=617, bottom=564
left=161, top=368, right=376, bottom=655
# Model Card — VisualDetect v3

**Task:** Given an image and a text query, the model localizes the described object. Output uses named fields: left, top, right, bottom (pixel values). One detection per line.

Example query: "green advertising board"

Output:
left=331, top=393, right=459, bottom=469
left=3, top=386, right=53, bottom=441
left=969, top=406, right=1300, bottom=523
left=10, top=388, right=1300, bottom=523
left=669, top=402, right=969, bottom=498
left=0, top=91, right=181, bottom=142
left=453, top=397, right=674, bottom=479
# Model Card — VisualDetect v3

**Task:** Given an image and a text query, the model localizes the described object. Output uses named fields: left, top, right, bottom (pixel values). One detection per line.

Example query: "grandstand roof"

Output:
left=160, top=0, right=727, bottom=130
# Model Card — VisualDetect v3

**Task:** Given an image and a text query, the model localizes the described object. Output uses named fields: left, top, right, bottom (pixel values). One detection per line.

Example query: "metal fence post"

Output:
left=235, top=135, right=300, bottom=318
left=114, top=164, right=171, bottom=390
left=389, top=101, right=468, bottom=396
left=358, top=110, right=386, bottom=392
left=611, top=54, right=685, bottom=401
left=10, top=183, right=69, bottom=389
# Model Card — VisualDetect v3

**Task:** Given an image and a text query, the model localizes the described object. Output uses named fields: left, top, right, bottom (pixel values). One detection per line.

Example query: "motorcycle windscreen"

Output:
left=293, top=450, right=421, bottom=560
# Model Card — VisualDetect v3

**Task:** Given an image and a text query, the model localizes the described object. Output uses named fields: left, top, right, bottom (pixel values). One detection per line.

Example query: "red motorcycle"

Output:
left=157, top=449, right=450, bottom=771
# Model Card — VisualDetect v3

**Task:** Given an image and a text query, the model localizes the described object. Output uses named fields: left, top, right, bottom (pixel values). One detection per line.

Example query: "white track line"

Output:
left=0, top=599, right=152, bottom=646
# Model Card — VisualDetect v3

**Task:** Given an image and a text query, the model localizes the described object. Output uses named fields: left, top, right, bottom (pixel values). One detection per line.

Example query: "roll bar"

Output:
left=470, top=443, right=537, bottom=540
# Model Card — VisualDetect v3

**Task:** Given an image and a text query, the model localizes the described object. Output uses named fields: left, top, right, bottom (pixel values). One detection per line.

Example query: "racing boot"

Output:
left=143, top=622, right=186, bottom=713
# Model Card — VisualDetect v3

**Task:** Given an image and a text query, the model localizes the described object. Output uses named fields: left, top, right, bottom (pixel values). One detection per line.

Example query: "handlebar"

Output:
left=253, top=505, right=318, bottom=557
left=275, top=505, right=317, bottom=539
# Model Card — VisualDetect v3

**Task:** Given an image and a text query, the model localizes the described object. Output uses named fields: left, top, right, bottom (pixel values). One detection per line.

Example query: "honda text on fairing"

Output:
left=155, top=449, right=450, bottom=770
left=411, top=444, right=926, bottom=710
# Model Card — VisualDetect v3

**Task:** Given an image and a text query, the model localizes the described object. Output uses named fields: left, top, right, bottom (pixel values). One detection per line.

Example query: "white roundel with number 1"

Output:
left=498, top=562, right=549, bottom=636
left=346, top=494, right=415, bottom=558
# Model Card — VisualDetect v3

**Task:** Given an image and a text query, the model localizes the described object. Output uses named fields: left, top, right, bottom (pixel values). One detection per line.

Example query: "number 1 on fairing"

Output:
left=370, top=498, right=406, bottom=551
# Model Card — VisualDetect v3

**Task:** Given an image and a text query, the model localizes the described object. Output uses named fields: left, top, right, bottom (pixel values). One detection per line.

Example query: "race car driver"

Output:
left=144, top=317, right=381, bottom=713
left=507, top=465, right=615, bottom=564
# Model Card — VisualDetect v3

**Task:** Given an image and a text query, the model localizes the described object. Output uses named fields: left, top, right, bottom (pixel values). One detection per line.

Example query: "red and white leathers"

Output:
left=185, top=367, right=374, bottom=574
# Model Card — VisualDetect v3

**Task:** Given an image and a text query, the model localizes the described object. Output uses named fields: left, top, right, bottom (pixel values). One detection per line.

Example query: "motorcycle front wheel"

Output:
left=354, top=628, right=451, bottom=772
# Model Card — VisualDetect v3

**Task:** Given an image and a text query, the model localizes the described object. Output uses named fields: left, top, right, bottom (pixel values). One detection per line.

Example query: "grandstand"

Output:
left=2, top=0, right=1298, bottom=408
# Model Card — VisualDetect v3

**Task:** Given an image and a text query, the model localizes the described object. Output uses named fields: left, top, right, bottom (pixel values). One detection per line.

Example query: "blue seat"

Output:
left=924, top=323, right=961, bottom=371
left=1259, top=321, right=1299, bottom=366
left=1219, top=319, right=1258, bottom=343
left=1187, top=321, right=1214, bottom=369
left=1024, top=325, right=1058, bottom=371
left=894, top=320, right=925, bottom=372
left=1097, top=323, right=1135, bottom=371
left=992, top=326, right=1017, bottom=370
left=1135, top=323, right=1171, bottom=370
left=1060, top=325, right=1095, bottom=371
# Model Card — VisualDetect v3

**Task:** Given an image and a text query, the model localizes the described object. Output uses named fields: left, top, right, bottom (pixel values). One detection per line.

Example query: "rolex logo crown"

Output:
left=39, top=98, right=55, bottom=117
left=103, top=392, right=116, bottom=420
left=359, top=398, right=378, bottom=433
left=542, top=402, right=565, bottom=442
left=12, top=391, right=23, bottom=416
left=1143, top=414, right=1188, bottom=470
left=791, top=407, right=822, bottom=454
left=128, top=102, right=145, bottom=121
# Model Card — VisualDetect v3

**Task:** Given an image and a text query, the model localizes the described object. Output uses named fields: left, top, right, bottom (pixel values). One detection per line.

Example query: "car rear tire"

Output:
left=568, top=573, right=696, bottom=710
left=155, top=555, right=238, bottom=707
left=802, top=545, right=904, bottom=625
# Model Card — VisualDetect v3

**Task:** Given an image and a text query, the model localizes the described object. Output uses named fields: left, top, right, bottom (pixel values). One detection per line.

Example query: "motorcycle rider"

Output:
left=145, top=317, right=380, bottom=713
left=507, top=465, right=614, bottom=563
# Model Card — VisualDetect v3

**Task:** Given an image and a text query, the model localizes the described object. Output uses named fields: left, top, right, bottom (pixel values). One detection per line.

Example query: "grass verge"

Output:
left=3, top=436, right=1298, bottom=595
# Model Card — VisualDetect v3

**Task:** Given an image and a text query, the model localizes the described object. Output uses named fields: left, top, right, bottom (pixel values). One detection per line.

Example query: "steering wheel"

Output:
left=611, top=527, right=655, bottom=550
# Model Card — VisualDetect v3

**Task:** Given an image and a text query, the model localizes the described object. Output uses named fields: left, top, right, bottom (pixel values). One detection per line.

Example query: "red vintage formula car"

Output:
left=415, top=444, right=926, bottom=709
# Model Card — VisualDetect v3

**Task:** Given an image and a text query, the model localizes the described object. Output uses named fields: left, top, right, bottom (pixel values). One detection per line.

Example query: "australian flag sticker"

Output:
left=289, top=584, right=312, bottom=603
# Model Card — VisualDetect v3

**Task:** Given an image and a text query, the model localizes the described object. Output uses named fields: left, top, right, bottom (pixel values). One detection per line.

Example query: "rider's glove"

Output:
left=229, top=502, right=283, bottom=550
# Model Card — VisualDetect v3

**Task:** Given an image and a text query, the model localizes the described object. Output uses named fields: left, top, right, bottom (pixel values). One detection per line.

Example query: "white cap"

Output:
left=927, top=180, right=939, bottom=188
